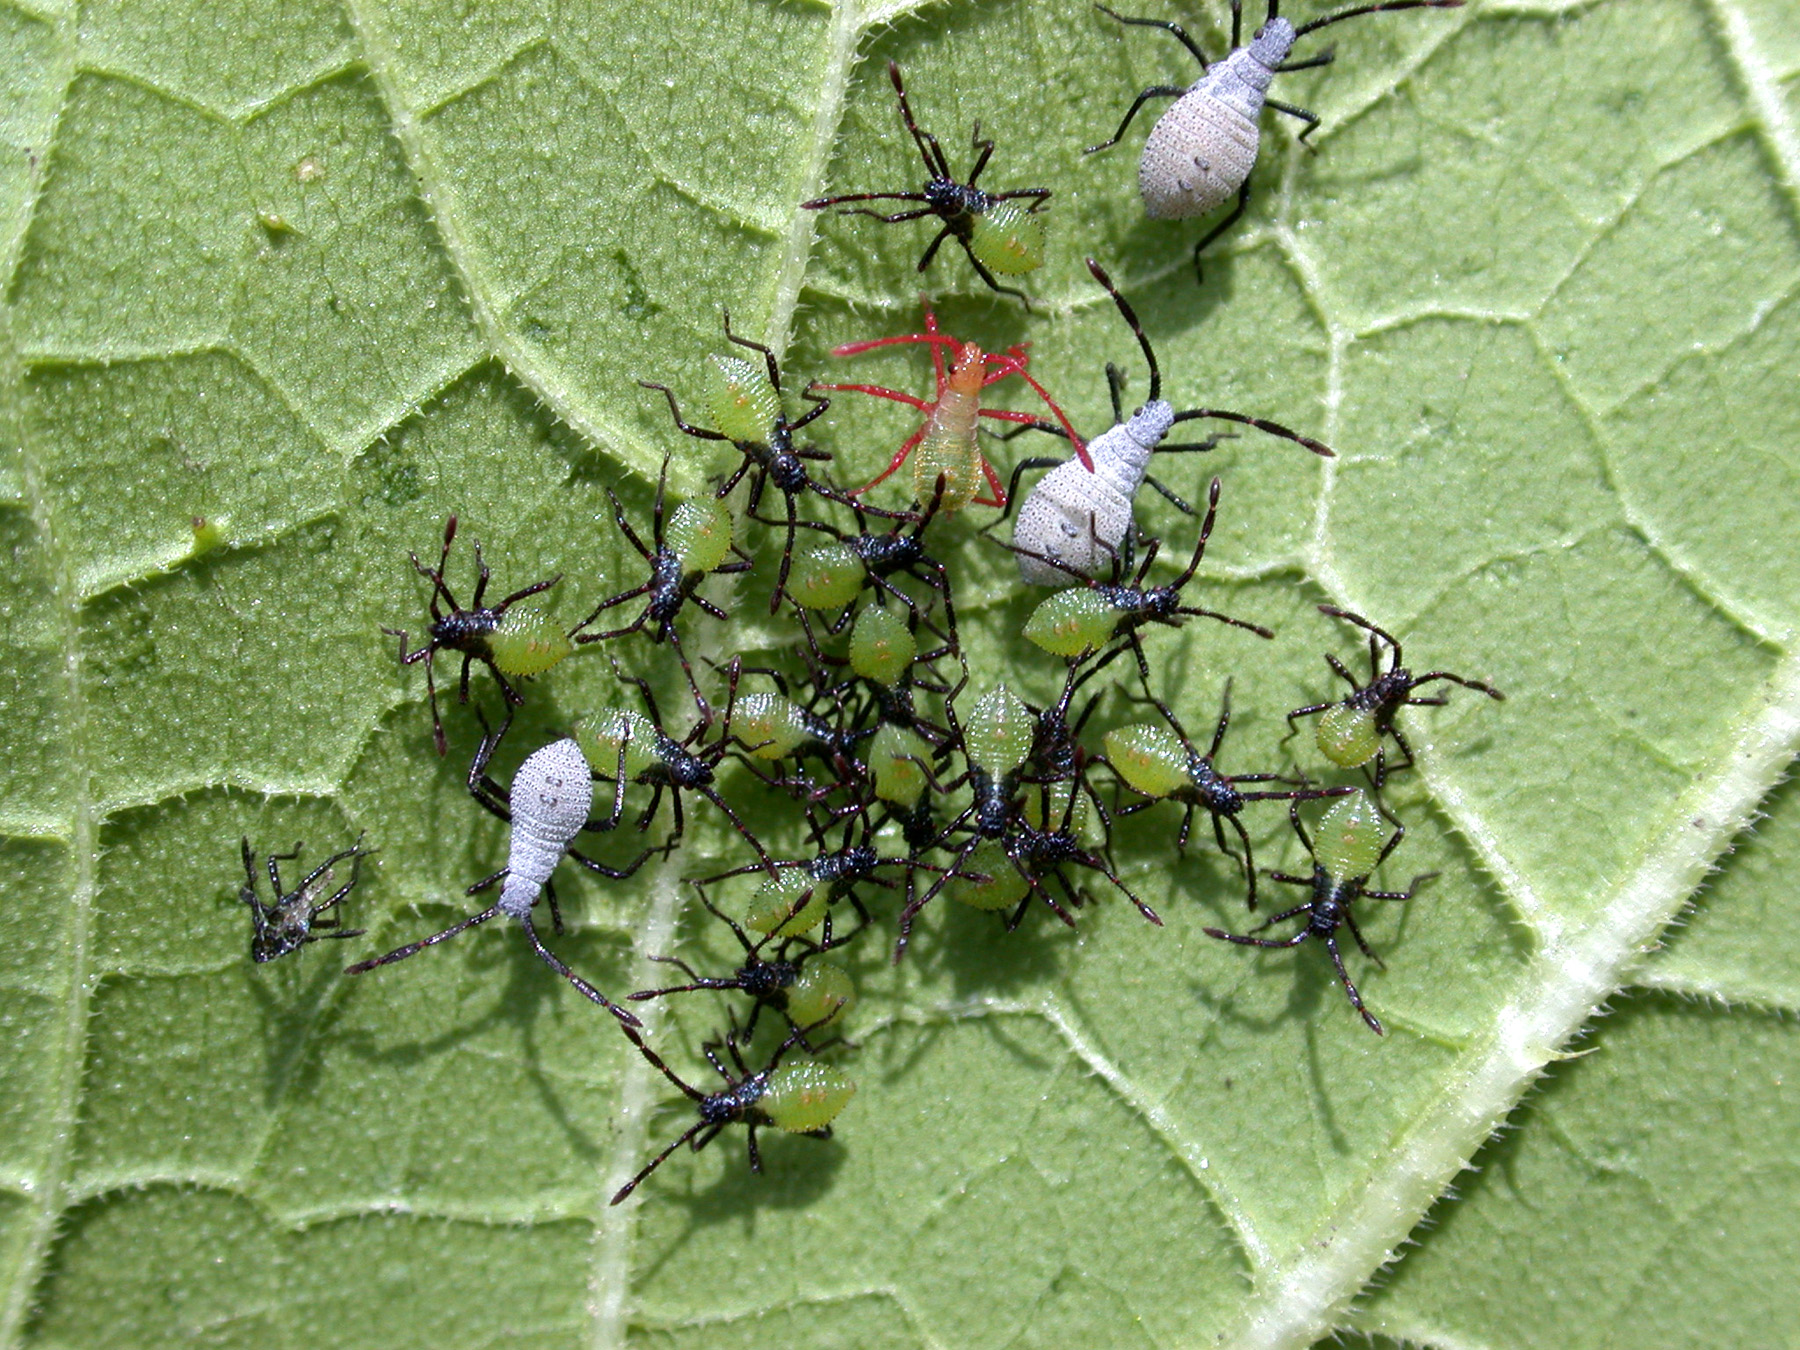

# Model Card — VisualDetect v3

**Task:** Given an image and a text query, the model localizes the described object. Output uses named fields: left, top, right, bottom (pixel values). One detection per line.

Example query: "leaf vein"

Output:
left=1221, top=649, right=1800, bottom=1349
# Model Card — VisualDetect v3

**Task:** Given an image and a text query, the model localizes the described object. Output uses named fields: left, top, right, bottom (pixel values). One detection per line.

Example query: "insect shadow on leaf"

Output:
left=610, top=1018, right=854, bottom=1205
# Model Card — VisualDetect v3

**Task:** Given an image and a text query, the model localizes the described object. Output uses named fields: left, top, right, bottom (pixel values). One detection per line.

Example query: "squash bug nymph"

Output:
left=1204, top=790, right=1434, bottom=1034
left=1287, top=604, right=1503, bottom=785
left=345, top=713, right=650, bottom=1025
left=569, top=454, right=753, bottom=721
left=1015, top=477, right=1274, bottom=689
left=610, top=1020, right=854, bottom=1205
left=999, top=258, right=1331, bottom=585
left=582, top=664, right=781, bottom=876
left=384, top=515, right=570, bottom=756
left=814, top=300, right=1089, bottom=511
left=803, top=60, right=1052, bottom=307
left=1104, top=679, right=1352, bottom=908
left=641, top=312, right=903, bottom=615
left=238, top=834, right=374, bottom=963
left=629, top=884, right=860, bottom=1043
left=1088, top=0, right=1464, bottom=279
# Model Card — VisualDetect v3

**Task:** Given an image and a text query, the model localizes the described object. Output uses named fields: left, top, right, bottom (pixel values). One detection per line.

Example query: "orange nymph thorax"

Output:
left=946, top=343, right=987, bottom=396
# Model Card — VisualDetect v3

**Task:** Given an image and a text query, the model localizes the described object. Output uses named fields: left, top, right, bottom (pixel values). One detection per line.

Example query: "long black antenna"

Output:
left=1085, top=258, right=1161, bottom=402
left=1294, top=0, right=1462, bottom=39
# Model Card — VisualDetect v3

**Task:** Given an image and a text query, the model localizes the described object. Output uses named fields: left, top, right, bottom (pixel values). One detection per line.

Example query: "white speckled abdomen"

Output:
left=1139, top=80, right=1263, bottom=218
left=498, top=738, right=594, bottom=917
left=1138, top=29, right=1287, bottom=221
left=1013, top=401, right=1176, bottom=585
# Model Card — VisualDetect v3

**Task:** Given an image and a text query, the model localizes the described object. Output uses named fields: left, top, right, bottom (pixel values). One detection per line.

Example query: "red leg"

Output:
left=856, top=426, right=928, bottom=494
left=980, top=346, right=1033, bottom=386
left=973, top=455, right=1008, bottom=508
left=830, top=332, right=959, bottom=358
left=991, top=357, right=1091, bottom=469
left=926, top=306, right=947, bottom=394
left=811, top=381, right=932, bottom=411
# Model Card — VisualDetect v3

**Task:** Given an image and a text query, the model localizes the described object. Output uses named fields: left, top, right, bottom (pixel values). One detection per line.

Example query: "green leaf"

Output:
left=3, top=0, right=1798, bottom=1346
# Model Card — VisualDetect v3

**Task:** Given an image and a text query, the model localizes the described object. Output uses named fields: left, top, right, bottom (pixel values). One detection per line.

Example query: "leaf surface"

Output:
left=2, top=0, right=1798, bottom=1346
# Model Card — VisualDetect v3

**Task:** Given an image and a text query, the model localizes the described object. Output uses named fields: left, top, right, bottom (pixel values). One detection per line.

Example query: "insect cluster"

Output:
left=237, top=0, right=1493, bottom=1202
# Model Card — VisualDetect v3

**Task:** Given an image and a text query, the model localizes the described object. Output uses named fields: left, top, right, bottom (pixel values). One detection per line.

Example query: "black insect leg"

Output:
left=568, top=846, right=655, bottom=882
left=1192, top=183, right=1252, bottom=284
left=262, top=840, right=303, bottom=893
left=833, top=202, right=936, bottom=222
left=1215, top=810, right=1259, bottom=909
left=518, top=909, right=640, bottom=1026
left=916, top=224, right=952, bottom=272
left=1201, top=913, right=1309, bottom=948
left=1084, top=83, right=1189, bottom=154
left=640, top=381, right=732, bottom=446
left=344, top=903, right=504, bottom=975
left=953, top=234, right=1033, bottom=309
left=1267, top=99, right=1322, bottom=144
left=1324, top=933, right=1384, bottom=1035
left=1275, top=48, right=1336, bottom=73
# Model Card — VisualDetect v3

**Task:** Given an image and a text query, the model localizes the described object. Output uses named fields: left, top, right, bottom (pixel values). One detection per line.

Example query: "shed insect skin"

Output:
left=384, top=515, right=569, bottom=756
left=641, top=310, right=906, bottom=617
left=1104, top=678, right=1353, bottom=909
left=802, top=59, right=1052, bottom=308
left=344, top=713, right=650, bottom=1026
left=1286, top=604, right=1504, bottom=786
left=996, top=258, right=1332, bottom=586
left=609, top=1019, right=854, bottom=1206
left=239, top=835, right=373, bottom=963
left=1088, top=0, right=1464, bottom=279
left=569, top=454, right=753, bottom=722
left=1204, top=791, right=1435, bottom=1034
left=812, top=300, right=1089, bottom=511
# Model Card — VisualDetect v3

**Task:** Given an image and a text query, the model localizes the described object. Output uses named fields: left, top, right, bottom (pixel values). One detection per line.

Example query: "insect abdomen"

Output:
left=1012, top=403, right=1172, bottom=585
left=1013, top=461, right=1134, bottom=585
left=1139, top=73, right=1264, bottom=219
left=913, top=386, right=985, bottom=509
left=968, top=201, right=1047, bottom=277
left=490, top=607, right=573, bottom=677
left=499, top=739, right=594, bottom=916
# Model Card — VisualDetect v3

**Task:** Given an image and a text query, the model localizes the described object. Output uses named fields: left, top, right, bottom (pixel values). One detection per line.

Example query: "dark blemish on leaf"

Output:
left=358, top=441, right=423, bottom=507
left=613, top=249, right=663, bottom=320
left=377, top=458, right=422, bottom=507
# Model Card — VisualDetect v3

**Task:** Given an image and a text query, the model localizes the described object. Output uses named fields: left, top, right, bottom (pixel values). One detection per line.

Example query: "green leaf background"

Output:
left=3, top=0, right=1798, bottom=1345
